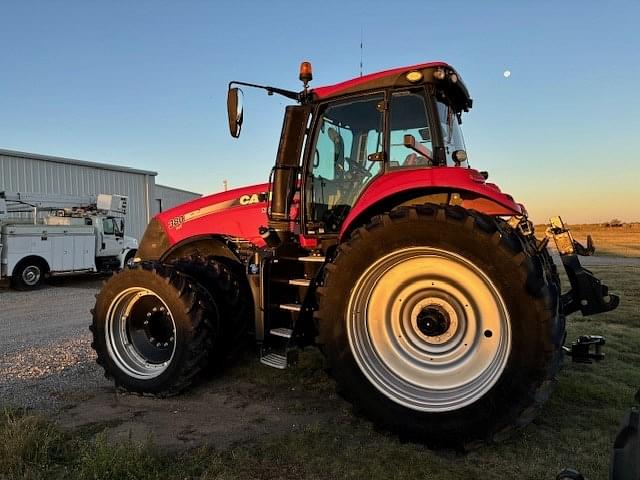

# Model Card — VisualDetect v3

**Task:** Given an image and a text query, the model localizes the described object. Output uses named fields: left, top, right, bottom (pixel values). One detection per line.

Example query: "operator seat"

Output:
left=403, top=152, right=432, bottom=166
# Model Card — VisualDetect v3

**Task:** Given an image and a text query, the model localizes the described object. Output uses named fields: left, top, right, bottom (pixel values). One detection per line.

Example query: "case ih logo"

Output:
left=239, top=193, right=262, bottom=205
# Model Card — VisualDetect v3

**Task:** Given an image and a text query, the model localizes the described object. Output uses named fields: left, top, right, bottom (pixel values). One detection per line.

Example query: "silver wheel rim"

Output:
left=346, top=247, right=511, bottom=412
left=105, top=287, right=177, bottom=379
left=22, top=265, right=41, bottom=286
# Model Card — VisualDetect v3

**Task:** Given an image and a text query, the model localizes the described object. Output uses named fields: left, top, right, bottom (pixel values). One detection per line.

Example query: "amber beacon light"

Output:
left=299, top=61, right=313, bottom=84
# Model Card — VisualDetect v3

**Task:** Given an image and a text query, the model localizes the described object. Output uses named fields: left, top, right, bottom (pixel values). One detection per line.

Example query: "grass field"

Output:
left=1, top=230, right=638, bottom=479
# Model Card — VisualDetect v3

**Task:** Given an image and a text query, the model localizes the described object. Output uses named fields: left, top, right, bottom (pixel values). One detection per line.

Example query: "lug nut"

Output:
left=146, top=312, right=152, bottom=318
left=163, top=342, right=168, bottom=347
left=156, top=342, right=161, bottom=347
left=144, top=320, right=149, bottom=325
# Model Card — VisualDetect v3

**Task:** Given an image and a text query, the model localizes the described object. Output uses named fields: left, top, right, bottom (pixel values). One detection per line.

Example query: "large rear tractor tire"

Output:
left=91, top=263, right=218, bottom=395
left=316, top=204, right=564, bottom=448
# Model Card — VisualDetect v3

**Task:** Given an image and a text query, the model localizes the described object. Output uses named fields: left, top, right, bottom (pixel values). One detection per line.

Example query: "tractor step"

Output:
left=294, top=255, right=326, bottom=263
left=278, top=303, right=302, bottom=312
left=260, top=352, right=288, bottom=369
left=270, top=327, right=293, bottom=338
left=272, top=277, right=311, bottom=287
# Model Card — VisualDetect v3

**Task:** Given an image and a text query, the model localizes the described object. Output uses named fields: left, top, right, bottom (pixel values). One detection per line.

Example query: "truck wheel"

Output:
left=90, top=263, right=218, bottom=395
left=124, top=249, right=137, bottom=269
left=11, top=257, right=47, bottom=290
left=316, top=204, right=563, bottom=448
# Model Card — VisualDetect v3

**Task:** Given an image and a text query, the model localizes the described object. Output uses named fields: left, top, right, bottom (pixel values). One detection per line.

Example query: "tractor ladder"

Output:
left=259, top=253, right=325, bottom=369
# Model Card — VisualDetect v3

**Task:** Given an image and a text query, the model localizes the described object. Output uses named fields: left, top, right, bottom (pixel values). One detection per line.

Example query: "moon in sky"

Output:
left=503, top=70, right=511, bottom=78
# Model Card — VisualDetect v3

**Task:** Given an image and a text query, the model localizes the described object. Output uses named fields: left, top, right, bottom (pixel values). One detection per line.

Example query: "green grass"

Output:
left=1, top=265, right=638, bottom=480
left=0, top=407, right=75, bottom=480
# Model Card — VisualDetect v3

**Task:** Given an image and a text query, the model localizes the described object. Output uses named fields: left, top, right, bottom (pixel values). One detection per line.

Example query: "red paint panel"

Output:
left=339, top=167, right=523, bottom=240
left=312, top=61, right=449, bottom=100
left=156, top=183, right=270, bottom=247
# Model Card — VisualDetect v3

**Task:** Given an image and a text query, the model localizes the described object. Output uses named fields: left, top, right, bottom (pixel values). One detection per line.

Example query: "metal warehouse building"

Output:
left=0, top=148, right=201, bottom=240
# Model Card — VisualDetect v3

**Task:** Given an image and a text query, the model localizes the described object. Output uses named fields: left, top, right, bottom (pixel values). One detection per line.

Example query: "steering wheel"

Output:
left=343, top=157, right=372, bottom=179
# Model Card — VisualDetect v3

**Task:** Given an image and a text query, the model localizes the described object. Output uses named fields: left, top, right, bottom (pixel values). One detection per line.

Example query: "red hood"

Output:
left=156, top=183, right=270, bottom=246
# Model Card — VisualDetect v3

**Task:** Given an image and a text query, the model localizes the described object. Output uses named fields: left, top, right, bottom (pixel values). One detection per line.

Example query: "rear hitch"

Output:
left=547, top=216, right=620, bottom=316
left=563, top=335, right=605, bottom=363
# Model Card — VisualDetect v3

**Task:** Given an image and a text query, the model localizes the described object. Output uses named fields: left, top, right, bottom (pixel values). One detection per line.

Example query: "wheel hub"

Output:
left=105, top=287, right=176, bottom=379
left=416, top=306, right=450, bottom=338
left=22, top=265, right=41, bottom=286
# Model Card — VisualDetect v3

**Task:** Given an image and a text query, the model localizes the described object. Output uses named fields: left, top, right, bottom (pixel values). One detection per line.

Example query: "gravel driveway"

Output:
left=0, top=277, right=105, bottom=410
left=0, top=275, right=341, bottom=450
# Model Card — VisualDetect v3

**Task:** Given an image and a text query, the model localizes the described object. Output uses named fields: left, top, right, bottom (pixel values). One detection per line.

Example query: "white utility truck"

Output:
left=0, top=192, right=138, bottom=290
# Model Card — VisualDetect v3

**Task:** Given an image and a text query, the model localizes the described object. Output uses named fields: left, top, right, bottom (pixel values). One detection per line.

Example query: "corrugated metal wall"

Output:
left=153, top=184, right=202, bottom=215
left=0, top=150, right=201, bottom=240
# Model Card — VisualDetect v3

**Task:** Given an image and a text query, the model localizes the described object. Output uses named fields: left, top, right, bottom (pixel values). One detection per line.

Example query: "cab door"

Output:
left=303, top=93, right=386, bottom=235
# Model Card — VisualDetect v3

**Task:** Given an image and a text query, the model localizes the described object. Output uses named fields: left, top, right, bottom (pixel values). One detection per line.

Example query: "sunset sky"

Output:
left=1, top=0, right=638, bottom=224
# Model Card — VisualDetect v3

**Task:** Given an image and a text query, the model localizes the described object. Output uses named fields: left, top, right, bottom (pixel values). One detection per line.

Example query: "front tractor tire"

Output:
left=316, top=204, right=564, bottom=448
left=91, top=264, right=218, bottom=395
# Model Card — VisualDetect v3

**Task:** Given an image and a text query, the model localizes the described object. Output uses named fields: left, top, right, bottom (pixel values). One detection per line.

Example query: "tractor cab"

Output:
left=227, top=62, right=475, bottom=240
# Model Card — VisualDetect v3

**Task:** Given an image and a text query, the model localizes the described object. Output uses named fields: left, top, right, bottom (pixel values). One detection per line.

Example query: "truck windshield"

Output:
left=436, top=100, right=467, bottom=166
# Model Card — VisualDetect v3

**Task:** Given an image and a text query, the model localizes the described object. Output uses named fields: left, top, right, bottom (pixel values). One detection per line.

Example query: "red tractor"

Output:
left=91, top=61, right=618, bottom=447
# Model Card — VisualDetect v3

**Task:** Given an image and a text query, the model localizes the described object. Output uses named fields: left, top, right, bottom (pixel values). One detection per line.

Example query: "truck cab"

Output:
left=90, top=215, right=138, bottom=270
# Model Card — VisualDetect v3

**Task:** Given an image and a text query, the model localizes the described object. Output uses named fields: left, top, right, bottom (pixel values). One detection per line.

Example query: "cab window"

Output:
left=102, top=218, right=115, bottom=235
left=436, top=100, right=468, bottom=165
left=388, top=91, right=433, bottom=169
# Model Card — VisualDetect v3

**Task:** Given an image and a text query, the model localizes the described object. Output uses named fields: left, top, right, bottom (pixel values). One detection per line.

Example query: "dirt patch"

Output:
left=53, top=356, right=344, bottom=451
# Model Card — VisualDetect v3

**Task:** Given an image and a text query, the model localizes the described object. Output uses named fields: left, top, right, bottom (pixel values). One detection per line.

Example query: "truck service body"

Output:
left=0, top=192, right=138, bottom=289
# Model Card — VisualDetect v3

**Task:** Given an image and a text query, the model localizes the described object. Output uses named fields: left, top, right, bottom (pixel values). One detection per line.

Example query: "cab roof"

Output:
left=310, top=61, right=472, bottom=111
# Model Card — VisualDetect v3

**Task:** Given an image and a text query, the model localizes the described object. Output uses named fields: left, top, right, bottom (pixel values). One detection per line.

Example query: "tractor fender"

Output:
left=159, top=235, right=242, bottom=265
left=339, top=167, right=523, bottom=240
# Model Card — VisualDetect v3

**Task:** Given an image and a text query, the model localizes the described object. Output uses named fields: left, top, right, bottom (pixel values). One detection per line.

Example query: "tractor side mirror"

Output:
left=227, top=87, right=244, bottom=138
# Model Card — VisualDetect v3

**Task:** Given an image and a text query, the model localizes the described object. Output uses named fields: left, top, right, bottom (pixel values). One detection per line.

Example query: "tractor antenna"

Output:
left=359, top=27, right=364, bottom=77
